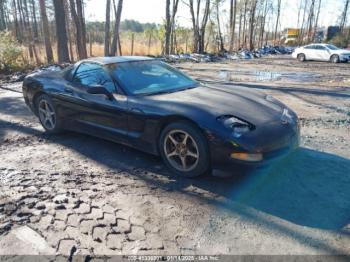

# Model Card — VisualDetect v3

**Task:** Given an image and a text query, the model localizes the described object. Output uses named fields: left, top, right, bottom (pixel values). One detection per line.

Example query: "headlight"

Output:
left=217, top=116, right=254, bottom=138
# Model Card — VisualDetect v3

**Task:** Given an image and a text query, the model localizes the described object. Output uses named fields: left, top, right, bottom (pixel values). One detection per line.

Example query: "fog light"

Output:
left=231, top=152, right=263, bottom=162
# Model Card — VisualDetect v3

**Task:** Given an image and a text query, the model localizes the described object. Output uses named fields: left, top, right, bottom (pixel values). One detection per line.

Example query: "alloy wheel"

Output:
left=164, top=130, right=199, bottom=172
left=38, top=99, right=56, bottom=130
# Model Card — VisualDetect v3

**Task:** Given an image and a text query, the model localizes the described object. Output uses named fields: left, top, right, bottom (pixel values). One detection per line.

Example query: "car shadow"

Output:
left=0, top=94, right=349, bottom=233
left=39, top=130, right=350, bottom=232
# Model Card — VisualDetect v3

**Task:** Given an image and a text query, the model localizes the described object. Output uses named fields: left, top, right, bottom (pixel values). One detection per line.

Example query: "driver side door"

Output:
left=66, top=62, right=129, bottom=142
left=314, top=45, right=330, bottom=61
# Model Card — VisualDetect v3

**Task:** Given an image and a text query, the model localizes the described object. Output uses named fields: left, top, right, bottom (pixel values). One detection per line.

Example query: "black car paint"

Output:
left=23, top=57, right=300, bottom=171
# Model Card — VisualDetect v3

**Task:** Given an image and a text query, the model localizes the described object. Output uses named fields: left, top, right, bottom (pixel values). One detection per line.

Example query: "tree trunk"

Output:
left=199, top=0, right=210, bottom=53
left=30, top=0, right=39, bottom=41
left=242, top=0, right=248, bottom=48
left=306, top=0, right=315, bottom=42
left=274, top=0, right=282, bottom=44
left=53, top=0, right=70, bottom=63
left=118, top=37, right=122, bottom=55
left=39, top=0, right=54, bottom=63
left=76, top=0, right=87, bottom=57
left=216, top=1, right=224, bottom=52
left=104, top=0, right=111, bottom=56
left=130, top=33, right=134, bottom=55
left=69, top=0, right=86, bottom=60
left=165, top=0, right=171, bottom=55
left=170, top=0, right=180, bottom=54
left=110, top=0, right=123, bottom=56
left=238, top=6, right=242, bottom=49
left=340, top=0, right=349, bottom=32
left=229, top=0, right=237, bottom=52
left=63, top=0, right=74, bottom=61
left=12, top=0, right=21, bottom=40
left=312, top=0, right=322, bottom=41
left=0, top=1, right=7, bottom=30
left=249, top=0, right=257, bottom=50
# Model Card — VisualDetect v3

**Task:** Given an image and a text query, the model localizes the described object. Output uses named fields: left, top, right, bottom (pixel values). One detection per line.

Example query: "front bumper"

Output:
left=208, top=121, right=300, bottom=172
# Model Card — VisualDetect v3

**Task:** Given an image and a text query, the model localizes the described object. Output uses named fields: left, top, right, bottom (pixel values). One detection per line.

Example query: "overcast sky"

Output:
left=85, top=0, right=344, bottom=29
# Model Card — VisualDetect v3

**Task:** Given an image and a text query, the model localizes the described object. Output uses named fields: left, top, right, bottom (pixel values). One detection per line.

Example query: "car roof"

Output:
left=80, top=56, right=155, bottom=65
left=305, top=43, right=329, bottom=47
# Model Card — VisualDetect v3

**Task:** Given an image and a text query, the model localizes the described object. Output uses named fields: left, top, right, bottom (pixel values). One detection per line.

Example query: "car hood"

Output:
left=148, top=85, right=285, bottom=125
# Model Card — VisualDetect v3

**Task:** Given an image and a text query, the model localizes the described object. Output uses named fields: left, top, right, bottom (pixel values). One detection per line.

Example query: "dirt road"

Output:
left=0, top=56, right=349, bottom=257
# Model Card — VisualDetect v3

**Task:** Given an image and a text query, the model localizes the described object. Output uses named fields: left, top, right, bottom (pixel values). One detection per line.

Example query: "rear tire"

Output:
left=35, top=94, right=63, bottom=134
left=159, top=121, right=210, bottom=178
left=297, top=53, right=306, bottom=62
left=330, top=54, right=340, bottom=63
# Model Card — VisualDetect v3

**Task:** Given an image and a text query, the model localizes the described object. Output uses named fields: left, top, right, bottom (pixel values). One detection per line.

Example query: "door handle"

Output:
left=131, top=108, right=145, bottom=114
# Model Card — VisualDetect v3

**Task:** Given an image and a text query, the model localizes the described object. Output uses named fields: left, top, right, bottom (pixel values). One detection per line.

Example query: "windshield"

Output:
left=110, top=61, right=198, bottom=95
left=326, top=44, right=340, bottom=50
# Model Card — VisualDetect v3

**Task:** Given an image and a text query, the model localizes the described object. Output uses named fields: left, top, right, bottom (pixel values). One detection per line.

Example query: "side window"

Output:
left=317, top=46, right=326, bottom=50
left=305, top=45, right=315, bottom=49
left=73, top=63, right=116, bottom=93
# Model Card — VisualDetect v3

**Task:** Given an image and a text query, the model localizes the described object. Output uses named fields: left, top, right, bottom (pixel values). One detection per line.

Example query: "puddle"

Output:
left=219, top=70, right=321, bottom=83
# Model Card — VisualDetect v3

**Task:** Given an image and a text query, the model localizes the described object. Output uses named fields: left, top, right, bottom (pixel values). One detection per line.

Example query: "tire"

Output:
left=330, top=54, right=340, bottom=63
left=159, top=121, right=210, bottom=178
left=35, top=94, right=63, bottom=134
left=297, top=53, right=306, bottom=62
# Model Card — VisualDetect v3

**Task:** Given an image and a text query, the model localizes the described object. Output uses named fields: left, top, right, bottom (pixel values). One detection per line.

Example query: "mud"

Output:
left=0, top=56, right=349, bottom=257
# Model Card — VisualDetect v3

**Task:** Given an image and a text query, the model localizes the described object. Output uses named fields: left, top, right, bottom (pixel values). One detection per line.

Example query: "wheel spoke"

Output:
left=47, top=117, right=54, bottom=128
left=182, top=134, right=189, bottom=144
left=187, top=150, right=198, bottom=159
left=44, top=101, right=49, bottom=111
left=166, top=150, right=177, bottom=158
left=39, top=108, right=46, bottom=115
left=180, top=156, right=187, bottom=170
left=168, top=134, right=178, bottom=146
left=39, top=100, right=56, bottom=130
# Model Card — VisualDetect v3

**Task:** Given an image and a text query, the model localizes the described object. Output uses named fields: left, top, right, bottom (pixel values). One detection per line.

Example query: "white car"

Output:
left=292, top=44, right=350, bottom=63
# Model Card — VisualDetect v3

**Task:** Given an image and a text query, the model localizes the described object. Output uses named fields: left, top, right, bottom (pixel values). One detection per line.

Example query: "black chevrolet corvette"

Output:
left=23, top=56, right=300, bottom=177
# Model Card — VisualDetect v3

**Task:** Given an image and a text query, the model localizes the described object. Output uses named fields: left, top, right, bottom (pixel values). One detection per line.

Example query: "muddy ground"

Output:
left=0, top=56, right=349, bottom=257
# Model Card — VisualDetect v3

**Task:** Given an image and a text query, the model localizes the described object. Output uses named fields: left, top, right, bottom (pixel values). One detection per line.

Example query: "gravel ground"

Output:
left=0, top=56, right=349, bottom=257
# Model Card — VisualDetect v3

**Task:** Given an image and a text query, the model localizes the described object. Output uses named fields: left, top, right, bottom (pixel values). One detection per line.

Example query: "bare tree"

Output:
left=312, top=0, right=322, bottom=41
left=53, top=0, right=70, bottom=63
left=306, top=0, right=315, bottom=42
left=30, top=0, right=39, bottom=41
left=215, top=0, right=224, bottom=52
left=104, top=0, right=111, bottom=56
left=274, top=0, right=282, bottom=43
left=0, top=0, right=8, bottom=30
left=63, top=0, right=74, bottom=61
left=340, top=0, right=350, bottom=32
left=249, top=0, right=257, bottom=50
left=229, top=0, right=237, bottom=52
left=39, top=0, right=53, bottom=63
left=69, top=0, right=87, bottom=59
left=110, top=0, right=123, bottom=56
left=187, top=0, right=210, bottom=53
left=165, top=0, right=171, bottom=55
left=170, top=0, right=180, bottom=54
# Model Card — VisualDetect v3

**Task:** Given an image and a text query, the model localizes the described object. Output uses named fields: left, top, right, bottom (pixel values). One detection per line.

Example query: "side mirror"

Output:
left=87, top=85, right=114, bottom=100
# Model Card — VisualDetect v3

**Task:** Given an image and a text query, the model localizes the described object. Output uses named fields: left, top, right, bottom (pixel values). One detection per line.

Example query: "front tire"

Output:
left=159, top=121, right=210, bottom=178
left=297, top=53, right=306, bottom=62
left=331, top=54, right=340, bottom=63
left=35, top=94, right=62, bottom=134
